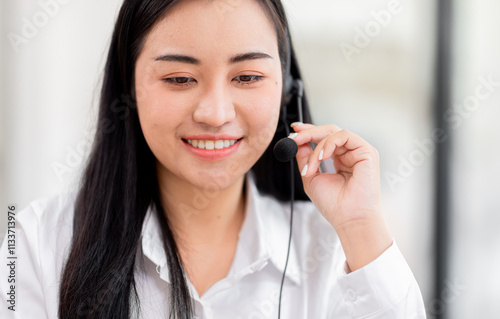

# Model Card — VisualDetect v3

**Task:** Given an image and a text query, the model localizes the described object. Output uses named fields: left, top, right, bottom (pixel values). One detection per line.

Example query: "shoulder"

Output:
left=16, top=191, right=77, bottom=235
left=0, top=192, right=77, bottom=318
left=14, top=191, right=77, bottom=269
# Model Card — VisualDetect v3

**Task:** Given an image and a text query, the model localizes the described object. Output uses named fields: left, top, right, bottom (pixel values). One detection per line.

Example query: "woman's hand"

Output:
left=291, top=123, right=393, bottom=271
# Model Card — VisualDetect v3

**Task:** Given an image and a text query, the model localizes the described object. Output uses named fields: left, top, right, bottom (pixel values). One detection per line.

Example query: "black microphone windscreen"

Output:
left=273, top=137, right=298, bottom=162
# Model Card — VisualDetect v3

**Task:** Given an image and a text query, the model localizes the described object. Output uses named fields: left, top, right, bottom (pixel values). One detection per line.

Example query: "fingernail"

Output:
left=301, top=164, right=308, bottom=176
left=291, top=122, right=303, bottom=127
left=288, top=133, right=298, bottom=139
left=319, top=149, right=324, bottom=161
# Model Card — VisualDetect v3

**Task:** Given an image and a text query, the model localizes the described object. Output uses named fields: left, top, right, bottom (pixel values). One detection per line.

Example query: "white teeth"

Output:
left=214, top=140, right=224, bottom=149
left=205, top=141, right=215, bottom=150
left=186, top=139, right=239, bottom=150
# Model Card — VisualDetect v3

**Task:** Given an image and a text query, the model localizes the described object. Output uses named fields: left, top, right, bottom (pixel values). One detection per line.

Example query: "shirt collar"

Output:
left=140, top=172, right=302, bottom=286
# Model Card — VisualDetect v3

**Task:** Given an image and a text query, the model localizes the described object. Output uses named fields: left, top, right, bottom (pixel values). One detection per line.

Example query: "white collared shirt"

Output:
left=0, top=174, right=426, bottom=318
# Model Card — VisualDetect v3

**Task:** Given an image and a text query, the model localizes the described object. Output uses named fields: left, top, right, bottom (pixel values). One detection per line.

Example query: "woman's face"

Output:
left=135, top=0, right=283, bottom=191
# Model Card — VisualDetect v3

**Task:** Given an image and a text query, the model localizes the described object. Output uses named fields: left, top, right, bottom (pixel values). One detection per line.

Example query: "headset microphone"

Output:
left=273, top=138, right=298, bottom=163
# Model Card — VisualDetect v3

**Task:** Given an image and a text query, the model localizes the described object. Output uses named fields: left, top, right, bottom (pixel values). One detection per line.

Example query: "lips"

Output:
left=181, top=135, right=243, bottom=161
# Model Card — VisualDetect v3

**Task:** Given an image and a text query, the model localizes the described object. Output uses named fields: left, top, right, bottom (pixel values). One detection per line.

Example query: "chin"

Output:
left=188, top=166, right=247, bottom=192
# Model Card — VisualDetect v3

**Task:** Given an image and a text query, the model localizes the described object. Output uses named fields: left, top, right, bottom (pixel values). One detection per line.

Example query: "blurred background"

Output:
left=1, top=0, right=499, bottom=318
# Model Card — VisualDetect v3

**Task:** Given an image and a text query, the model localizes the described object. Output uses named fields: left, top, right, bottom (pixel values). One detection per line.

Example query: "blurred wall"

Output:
left=448, top=0, right=500, bottom=318
left=0, top=0, right=123, bottom=231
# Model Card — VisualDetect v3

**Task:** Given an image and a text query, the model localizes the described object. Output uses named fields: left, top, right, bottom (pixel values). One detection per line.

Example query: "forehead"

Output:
left=141, top=0, right=279, bottom=58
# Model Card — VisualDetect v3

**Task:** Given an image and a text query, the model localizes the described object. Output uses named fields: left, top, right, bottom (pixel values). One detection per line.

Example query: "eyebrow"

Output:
left=153, top=52, right=273, bottom=64
left=154, top=54, right=200, bottom=64
left=229, top=52, right=273, bottom=63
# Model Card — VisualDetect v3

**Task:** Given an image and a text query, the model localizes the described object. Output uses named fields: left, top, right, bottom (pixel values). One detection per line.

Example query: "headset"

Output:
left=274, top=28, right=304, bottom=319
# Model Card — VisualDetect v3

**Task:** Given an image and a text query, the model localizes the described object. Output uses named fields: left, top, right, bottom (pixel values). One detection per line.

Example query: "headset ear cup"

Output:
left=284, top=73, right=294, bottom=101
left=283, top=77, right=293, bottom=106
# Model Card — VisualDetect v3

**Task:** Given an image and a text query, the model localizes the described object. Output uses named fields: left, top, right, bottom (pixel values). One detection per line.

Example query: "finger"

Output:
left=291, top=124, right=342, bottom=147
left=333, top=156, right=353, bottom=175
left=302, top=129, right=377, bottom=177
left=320, top=129, right=367, bottom=158
left=328, top=131, right=379, bottom=182
left=291, top=122, right=316, bottom=132
left=301, top=133, right=332, bottom=177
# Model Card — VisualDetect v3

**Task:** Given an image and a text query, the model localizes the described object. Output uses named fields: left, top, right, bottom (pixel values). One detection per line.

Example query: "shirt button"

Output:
left=345, top=288, right=357, bottom=303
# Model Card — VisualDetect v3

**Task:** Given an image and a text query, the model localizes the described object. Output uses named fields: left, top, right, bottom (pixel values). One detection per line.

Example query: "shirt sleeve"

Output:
left=330, top=240, right=427, bottom=318
left=0, top=204, right=50, bottom=319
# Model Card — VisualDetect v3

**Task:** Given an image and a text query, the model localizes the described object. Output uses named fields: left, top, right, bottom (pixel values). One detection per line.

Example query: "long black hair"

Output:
left=58, top=0, right=312, bottom=318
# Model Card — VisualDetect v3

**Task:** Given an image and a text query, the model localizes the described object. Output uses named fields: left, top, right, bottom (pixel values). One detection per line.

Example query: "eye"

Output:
left=233, top=75, right=264, bottom=85
left=163, top=77, right=196, bottom=86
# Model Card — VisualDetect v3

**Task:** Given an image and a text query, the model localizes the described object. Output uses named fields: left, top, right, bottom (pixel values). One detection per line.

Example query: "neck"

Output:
left=157, top=164, right=246, bottom=249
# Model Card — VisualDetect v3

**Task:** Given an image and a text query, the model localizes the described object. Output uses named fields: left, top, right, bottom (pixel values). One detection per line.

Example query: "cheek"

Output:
left=135, top=86, right=190, bottom=158
left=134, top=61, right=190, bottom=131
left=239, top=86, right=282, bottom=152
left=134, top=59, right=170, bottom=100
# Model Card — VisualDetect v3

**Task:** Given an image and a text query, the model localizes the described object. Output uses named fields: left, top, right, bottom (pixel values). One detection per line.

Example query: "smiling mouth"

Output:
left=182, top=138, right=243, bottom=150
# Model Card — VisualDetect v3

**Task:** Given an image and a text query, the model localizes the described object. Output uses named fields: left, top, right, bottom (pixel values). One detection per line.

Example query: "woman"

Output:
left=0, top=0, right=426, bottom=318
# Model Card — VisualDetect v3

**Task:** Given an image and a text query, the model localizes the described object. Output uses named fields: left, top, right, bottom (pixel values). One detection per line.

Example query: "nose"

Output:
left=192, top=81, right=236, bottom=127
